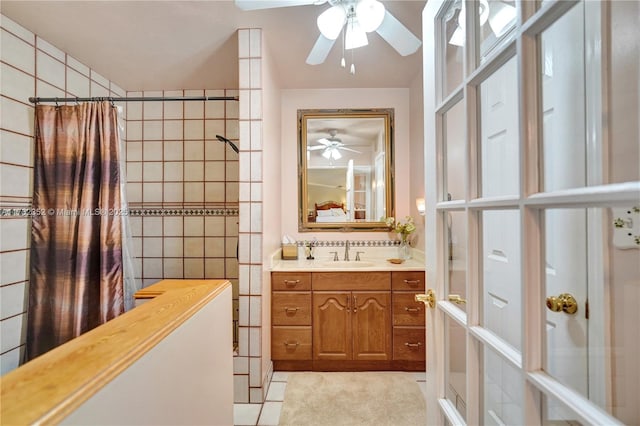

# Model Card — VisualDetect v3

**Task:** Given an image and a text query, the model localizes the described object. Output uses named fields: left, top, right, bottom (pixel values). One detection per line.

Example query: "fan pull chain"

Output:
left=341, top=26, right=346, bottom=68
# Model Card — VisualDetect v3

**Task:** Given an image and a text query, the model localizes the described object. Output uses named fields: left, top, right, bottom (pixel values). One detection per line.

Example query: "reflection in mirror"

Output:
left=298, top=109, right=394, bottom=231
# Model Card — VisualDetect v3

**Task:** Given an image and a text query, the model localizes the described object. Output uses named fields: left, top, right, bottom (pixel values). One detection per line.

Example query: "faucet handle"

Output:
left=330, top=251, right=339, bottom=261
left=355, top=251, right=364, bottom=261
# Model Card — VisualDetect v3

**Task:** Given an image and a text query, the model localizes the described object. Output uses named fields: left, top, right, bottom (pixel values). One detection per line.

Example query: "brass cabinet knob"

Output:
left=415, top=289, right=435, bottom=309
left=546, top=293, right=578, bottom=315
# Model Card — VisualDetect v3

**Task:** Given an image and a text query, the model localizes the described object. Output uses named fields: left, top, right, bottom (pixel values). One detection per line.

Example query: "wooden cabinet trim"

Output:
left=312, top=271, right=391, bottom=291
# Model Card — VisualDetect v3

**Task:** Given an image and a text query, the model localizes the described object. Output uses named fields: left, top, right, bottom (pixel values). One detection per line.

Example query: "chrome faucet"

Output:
left=344, top=240, right=350, bottom=261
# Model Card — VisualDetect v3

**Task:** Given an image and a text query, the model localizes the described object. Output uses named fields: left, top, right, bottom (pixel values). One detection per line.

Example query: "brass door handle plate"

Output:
left=546, top=293, right=578, bottom=315
left=448, top=294, right=467, bottom=304
left=415, top=289, right=435, bottom=308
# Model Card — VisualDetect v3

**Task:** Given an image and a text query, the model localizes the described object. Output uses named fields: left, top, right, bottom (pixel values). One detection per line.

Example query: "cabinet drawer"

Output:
left=393, top=327, right=426, bottom=361
left=272, top=292, right=311, bottom=326
left=391, top=271, right=425, bottom=291
left=272, top=272, right=311, bottom=291
left=312, top=272, right=390, bottom=291
left=272, top=326, right=312, bottom=360
left=392, top=293, right=426, bottom=326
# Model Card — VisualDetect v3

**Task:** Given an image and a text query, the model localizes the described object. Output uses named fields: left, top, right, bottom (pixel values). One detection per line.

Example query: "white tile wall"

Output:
left=0, top=14, right=128, bottom=374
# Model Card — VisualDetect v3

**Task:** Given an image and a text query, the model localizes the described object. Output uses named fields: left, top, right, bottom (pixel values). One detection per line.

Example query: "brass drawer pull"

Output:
left=404, top=279, right=421, bottom=285
left=284, top=307, right=300, bottom=314
left=284, top=279, right=300, bottom=286
left=283, top=341, right=300, bottom=347
left=404, top=342, right=422, bottom=348
left=404, top=307, right=421, bottom=313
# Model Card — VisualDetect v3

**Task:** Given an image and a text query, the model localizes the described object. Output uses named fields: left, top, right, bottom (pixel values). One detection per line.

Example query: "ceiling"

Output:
left=0, top=0, right=425, bottom=92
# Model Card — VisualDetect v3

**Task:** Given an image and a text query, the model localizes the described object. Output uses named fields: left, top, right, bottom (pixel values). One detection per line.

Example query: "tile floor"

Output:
left=233, top=371, right=427, bottom=426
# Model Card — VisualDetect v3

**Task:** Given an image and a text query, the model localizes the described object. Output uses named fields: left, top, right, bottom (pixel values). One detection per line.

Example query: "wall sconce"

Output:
left=416, top=198, right=426, bottom=216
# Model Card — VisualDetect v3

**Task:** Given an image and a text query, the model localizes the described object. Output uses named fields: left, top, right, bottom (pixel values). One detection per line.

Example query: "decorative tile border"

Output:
left=129, top=208, right=239, bottom=216
left=297, top=239, right=401, bottom=247
left=0, top=207, right=239, bottom=217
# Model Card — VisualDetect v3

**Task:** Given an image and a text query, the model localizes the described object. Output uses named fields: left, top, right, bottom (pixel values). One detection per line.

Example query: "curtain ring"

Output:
left=54, top=98, right=59, bottom=107
left=75, top=97, right=79, bottom=105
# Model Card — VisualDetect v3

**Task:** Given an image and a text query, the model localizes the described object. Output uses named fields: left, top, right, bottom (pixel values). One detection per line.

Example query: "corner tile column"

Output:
left=236, top=28, right=264, bottom=404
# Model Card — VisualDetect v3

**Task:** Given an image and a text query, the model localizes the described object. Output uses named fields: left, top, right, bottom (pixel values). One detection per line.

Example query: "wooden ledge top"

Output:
left=0, top=279, right=230, bottom=425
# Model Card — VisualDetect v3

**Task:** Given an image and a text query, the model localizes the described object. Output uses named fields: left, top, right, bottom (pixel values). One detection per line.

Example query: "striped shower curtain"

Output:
left=27, top=101, right=125, bottom=360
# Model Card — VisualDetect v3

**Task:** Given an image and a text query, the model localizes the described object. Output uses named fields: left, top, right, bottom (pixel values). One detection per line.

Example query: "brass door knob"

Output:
left=415, top=289, right=435, bottom=309
left=546, top=293, right=578, bottom=315
left=448, top=294, right=467, bottom=304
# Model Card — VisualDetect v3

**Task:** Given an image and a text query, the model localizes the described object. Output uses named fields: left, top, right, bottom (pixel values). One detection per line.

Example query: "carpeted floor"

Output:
left=278, top=372, right=426, bottom=426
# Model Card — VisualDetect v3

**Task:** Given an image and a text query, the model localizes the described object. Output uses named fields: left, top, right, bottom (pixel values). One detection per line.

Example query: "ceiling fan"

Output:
left=234, top=0, right=422, bottom=68
left=307, top=129, right=361, bottom=161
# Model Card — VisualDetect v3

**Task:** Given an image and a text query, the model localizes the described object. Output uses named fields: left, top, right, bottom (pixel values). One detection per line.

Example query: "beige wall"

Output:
left=409, top=70, right=425, bottom=252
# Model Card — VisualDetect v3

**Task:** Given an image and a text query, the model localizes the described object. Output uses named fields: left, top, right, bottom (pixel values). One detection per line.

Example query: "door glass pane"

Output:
left=446, top=316, right=467, bottom=420
left=479, top=56, right=519, bottom=198
left=446, top=211, right=467, bottom=313
left=540, top=3, right=586, bottom=192
left=440, top=0, right=465, bottom=99
left=544, top=207, right=640, bottom=424
left=542, top=394, right=584, bottom=425
left=482, top=210, right=521, bottom=351
left=444, top=101, right=466, bottom=201
left=609, top=0, right=640, bottom=184
left=479, top=0, right=517, bottom=60
left=482, top=344, right=523, bottom=425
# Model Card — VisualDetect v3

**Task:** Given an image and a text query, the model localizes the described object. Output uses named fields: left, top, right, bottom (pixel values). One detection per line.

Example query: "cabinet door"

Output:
left=352, top=291, right=391, bottom=361
left=313, top=292, right=351, bottom=360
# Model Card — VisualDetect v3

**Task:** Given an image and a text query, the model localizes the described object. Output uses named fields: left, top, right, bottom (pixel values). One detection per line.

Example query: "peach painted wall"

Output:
left=409, top=72, right=425, bottom=251
left=280, top=88, right=411, bottom=241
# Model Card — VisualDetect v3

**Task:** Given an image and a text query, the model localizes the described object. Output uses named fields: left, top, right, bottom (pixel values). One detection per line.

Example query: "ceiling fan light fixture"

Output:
left=317, top=5, right=346, bottom=40
left=345, top=17, right=368, bottom=50
left=356, top=0, right=385, bottom=33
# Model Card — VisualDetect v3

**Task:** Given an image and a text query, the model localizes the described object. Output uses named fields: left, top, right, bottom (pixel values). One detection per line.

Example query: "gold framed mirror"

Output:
left=298, top=108, right=395, bottom=231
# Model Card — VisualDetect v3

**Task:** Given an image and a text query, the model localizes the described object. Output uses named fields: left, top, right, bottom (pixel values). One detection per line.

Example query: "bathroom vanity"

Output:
left=271, top=262, right=426, bottom=372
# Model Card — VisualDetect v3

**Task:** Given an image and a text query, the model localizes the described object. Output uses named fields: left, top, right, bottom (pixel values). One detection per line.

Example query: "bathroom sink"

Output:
left=320, top=261, right=376, bottom=268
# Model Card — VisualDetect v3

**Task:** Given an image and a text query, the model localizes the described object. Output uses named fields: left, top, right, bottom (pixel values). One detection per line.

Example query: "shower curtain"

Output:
left=27, top=101, right=135, bottom=360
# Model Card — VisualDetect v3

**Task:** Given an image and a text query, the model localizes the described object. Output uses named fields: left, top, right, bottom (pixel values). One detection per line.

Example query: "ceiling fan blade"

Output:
left=234, top=0, right=323, bottom=11
left=306, top=34, right=336, bottom=65
left=307, top=145, right=326, bottom=151
left=339, top=147, right=362, bottom=154
left=375, top=10, right=422, bottom=56
left=317, top=138, right=332, bottom=145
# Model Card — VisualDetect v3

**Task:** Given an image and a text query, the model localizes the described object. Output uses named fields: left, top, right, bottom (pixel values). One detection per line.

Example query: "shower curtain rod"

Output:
left=28, top=95, right=239, bottom=104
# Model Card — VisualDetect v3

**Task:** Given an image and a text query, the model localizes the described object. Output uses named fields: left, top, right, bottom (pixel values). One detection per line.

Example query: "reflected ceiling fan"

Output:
left=234, top=0, right=421, bottom=71
left=307, top=129, right=361, bottom=160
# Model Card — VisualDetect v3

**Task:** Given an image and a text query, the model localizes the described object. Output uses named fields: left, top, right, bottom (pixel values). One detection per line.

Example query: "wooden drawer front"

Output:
left=391, top=271, right=425, bottom=291
left=272, top=292, right=311, bottom=326
left=392, top=293, right=426, bottom=326
left=272, top=272, right=311, bottom=291
left=312, top=272, right=390, bottom=291
left=393, top=327, right=426, bottom=361
left=272, top=327, right=312, bottom=360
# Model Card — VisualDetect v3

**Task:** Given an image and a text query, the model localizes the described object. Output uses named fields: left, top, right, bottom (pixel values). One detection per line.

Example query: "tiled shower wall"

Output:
left=0, top=15, right=127, bottom=374
left=124, top=89, right=240, bottom=336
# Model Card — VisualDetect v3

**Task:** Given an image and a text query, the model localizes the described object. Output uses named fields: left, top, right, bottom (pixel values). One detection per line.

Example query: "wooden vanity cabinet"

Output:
left=271, top=270, right=424, bottom=371
left=391, top=271, right=426, bottom=362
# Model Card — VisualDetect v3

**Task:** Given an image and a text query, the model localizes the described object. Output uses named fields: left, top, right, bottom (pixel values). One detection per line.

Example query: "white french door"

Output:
left=423, top=1, right=640, bottom=425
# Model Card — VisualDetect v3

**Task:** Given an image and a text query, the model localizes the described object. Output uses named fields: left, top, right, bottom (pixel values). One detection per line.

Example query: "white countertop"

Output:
left=270, top=245, right=426, bottom=272
left=271, top=257, right=425, bottom=272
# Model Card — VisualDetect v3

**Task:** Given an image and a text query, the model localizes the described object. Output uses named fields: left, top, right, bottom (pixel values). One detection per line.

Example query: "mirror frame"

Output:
left=298, top=108, right=395, bottom=231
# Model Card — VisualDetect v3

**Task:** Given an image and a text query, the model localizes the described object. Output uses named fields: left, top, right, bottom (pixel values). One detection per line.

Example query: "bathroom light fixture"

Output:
left=416, top=198, right=425, bottom=216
